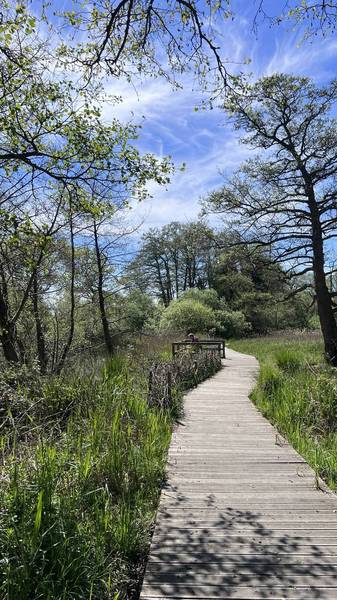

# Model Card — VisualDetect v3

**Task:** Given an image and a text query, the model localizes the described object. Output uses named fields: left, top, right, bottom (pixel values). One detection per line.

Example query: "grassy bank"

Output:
left=230, top=335, right=337, bottom=490
left=0, top=347, right=221, bottom=600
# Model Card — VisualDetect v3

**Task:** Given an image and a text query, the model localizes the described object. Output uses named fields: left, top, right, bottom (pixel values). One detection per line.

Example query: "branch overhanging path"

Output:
left=141, top=349, right=337, bottom=600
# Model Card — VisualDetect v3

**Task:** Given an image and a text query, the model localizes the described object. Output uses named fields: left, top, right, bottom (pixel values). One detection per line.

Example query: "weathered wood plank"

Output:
left=140, top=349, right=337, bottom=600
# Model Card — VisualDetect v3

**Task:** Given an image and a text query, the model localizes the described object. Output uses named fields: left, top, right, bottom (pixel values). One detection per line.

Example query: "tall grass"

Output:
left=0, top=355, right=171, bottom=599
left=231, top=335, right=337, bottom=489
left=0, top=344, right=221, bottom=599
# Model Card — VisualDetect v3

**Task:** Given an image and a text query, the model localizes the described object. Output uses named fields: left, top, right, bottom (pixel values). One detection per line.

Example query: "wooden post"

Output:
left=148, top=368, right=153, bottom=407
left=166, top=370, right=172, bottom=408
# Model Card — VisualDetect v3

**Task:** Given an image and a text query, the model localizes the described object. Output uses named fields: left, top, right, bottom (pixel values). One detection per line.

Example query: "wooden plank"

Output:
left=141, top=586, right=337, bottom=599
left=144, top=573, right=337, bottom=586
left=140, top=349, right=337, bottom=600
left=146, top=559, right=337, bottom=571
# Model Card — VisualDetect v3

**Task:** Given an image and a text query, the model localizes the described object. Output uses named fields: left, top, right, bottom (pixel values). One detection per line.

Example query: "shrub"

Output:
left=160, top=298, right=216, bottom=333
left=216, top=309, right=251, bottom=338
left=123, top=291, right=158, bottom=332
left=179, top=288, right=221, bottom=309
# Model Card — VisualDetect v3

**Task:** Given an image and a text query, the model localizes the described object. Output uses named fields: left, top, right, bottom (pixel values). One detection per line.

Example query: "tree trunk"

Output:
left=0, top=325, right=19, bottom=363
left=55, top=213, right=76, bottom=373
left=32, top=271, right=48, bottom=374
left=155, top=258, right=169, bottom=306
left=308, top=187, right=337, bottom=365
left=93, top=219, right=114, bottom=355
left=313, top=239, right=337, bottom=365
left=51, top=311, right=60, bottom=372
left=174, top=253, right=179, bottom=298
left=0, top=289, right=19, bottom=363
left=163, top=258, right=173, bottom=302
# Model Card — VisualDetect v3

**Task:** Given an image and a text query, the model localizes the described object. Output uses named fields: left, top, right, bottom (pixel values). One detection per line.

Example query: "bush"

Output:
left=179, top=288, right=221, bottom=309
left=160, top=298, right=216, bottom=333
left=216, top=310, right=251, bottom=338
left=123, top=290, right=158, bottom=332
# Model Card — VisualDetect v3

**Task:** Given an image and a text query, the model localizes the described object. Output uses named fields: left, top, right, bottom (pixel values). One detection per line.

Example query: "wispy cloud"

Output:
left=263, top=36, right=337, bottom=80
left=100, top=4, right=337, bottom=235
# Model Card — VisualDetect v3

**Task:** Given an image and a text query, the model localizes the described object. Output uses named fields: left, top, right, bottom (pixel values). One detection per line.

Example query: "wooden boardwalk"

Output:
left=140, top=349, right=337, bottom=600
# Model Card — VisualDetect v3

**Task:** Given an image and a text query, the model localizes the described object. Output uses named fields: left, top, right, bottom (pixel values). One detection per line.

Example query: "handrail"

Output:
left=172, top=339, right=226, bottom=359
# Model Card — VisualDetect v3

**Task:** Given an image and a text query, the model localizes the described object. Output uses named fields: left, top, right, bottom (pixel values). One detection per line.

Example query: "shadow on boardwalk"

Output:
left=146, top=493, right=337, bottom=599
left=141, top=350, right=337, bottom=599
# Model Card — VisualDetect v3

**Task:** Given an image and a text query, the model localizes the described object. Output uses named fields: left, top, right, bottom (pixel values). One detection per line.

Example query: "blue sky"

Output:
left=98, top=2, right=337, bottom=233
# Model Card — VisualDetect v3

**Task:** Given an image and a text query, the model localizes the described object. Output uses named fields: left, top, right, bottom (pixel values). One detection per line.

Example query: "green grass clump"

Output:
left=0, top=357, right=172, bottom=600
left=274, top=348, right=304, bottom=372
left=259, top=361, right=283, bottom=396
left=231, top=335, right=337, bottom=490
left=0, top=345, right=221, bottom=599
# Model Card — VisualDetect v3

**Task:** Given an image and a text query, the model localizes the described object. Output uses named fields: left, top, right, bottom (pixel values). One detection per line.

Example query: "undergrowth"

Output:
left=231, top=336, right=337, bottom=490
left=0, top=348, right=221, bottom=599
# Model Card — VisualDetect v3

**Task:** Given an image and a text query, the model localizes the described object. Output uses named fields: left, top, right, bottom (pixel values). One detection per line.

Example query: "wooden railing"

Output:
left=172, top=339, right=226, bottom=359
left=147, top=349, right=222, bottom=409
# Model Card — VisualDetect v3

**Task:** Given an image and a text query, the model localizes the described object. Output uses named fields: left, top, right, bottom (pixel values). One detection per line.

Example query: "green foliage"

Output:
left=0, top=338, right=221, bottom=599
left=160, top=290, right=252, bottom=338
left=180, top=288, right=221, bottom=309
left=274, top=348, right=304, bottom=372
left=216, top=309, right=251, bottom=338
left=160, top=298, right=216, bottom=333
left=123, top=291, right=158, bottom=332
left=128, top=222, right=217, bottom=306
left=231, top=335, right=337, bottom=489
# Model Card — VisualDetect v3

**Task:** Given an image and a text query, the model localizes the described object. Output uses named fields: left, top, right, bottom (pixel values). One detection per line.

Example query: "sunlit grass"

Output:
left=0, top=344, right=221, bottom=599
left=0, top=356, right=171, bottom=599
left=231, top=335, right=337, bottom=490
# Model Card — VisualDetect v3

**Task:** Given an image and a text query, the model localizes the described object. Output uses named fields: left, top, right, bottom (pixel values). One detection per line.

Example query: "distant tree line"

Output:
left=128, top=221, right=314, bottom=337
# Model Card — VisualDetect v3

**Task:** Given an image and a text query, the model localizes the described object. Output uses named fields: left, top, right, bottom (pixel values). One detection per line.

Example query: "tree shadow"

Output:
left=142, top=490, right=337, bottom=599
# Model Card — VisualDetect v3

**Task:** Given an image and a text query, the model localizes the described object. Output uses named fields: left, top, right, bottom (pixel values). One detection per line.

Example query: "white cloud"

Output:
left=129, top=132, right=250, bottom=233
left=264, top=36, right=337, bottom=79
left=99, top=8, right=337, bottom=236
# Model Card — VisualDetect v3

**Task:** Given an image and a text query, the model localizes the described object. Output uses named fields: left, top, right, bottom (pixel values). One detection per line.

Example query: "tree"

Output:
left=123, top=290, right=157, bottom=332
left=210, top=244, right=312, bottom=333
left=129, top=221, right=217, bottom=304
left=205, top=74, right=337, bottom=363
left=254, top=1, right=337, bottom=38
left=0, top=186, right=65, bottom=365
left=57, top=0, right=232, bottom=97
left=0, top=4, right=172, bottom=207
left=0, top=3, right=174, bottom=367
left=79, top=205, right=142, bottom=355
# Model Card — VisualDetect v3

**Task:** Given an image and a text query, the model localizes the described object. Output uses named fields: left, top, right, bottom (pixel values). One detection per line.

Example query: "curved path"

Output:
left=140, top=349, right=337, bottom=600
